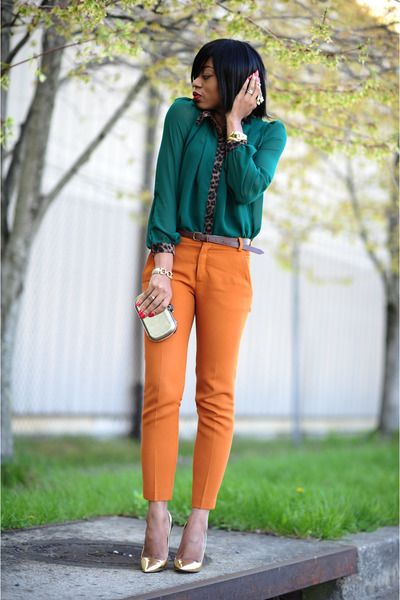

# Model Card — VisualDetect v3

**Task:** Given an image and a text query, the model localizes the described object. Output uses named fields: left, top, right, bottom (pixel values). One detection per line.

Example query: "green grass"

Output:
left=1, top=430, right=398, bottom=540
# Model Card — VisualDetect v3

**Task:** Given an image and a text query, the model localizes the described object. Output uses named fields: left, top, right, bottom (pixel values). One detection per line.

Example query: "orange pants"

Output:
left=140, top=235, right=253, bottom=510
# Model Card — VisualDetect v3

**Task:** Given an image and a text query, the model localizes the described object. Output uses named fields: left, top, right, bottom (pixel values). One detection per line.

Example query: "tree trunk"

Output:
left=345, top=152, right=399, bottom=437
left=1, top=0, right=12, bottom=125
left=377, top=148, right=399, bottom=436
left=1, top=0, right=14, bottom=258
left=378, top=289, right=399, bottom=435
left=129, top=85, right=162, bottom=440
left=1, top=25, right=65, bottom=464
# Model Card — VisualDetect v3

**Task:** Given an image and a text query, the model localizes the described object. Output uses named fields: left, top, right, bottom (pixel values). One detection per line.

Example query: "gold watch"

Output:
left=227, top=131, right=247, bottom=143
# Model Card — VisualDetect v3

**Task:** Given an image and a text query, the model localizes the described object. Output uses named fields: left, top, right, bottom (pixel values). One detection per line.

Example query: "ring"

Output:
left=246, top=89, right=254, bottom=95
left=150, top=295, right=155, bottom=300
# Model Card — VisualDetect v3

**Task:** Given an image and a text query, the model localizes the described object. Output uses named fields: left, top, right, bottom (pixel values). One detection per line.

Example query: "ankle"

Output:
left=148, top=501, right=168, bottom=511
left=188, top=508, right=209, bottom=525
left=146, top=501, right=169, bottom=521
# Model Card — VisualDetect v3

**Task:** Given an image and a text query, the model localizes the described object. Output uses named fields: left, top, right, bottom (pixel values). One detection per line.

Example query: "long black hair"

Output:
left=190, top=38, right=274, bottom=123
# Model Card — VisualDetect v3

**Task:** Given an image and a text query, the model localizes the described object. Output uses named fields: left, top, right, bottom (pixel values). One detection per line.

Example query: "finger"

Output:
left=249, top=74, right=258, bottom=92
left=144, top=295, right=169, bottom=318
left=245, top=86, right=256, bottom=105
left=252, top=80, right=261, bottom=104
left=136, top=289, right=152, bottom=309
left=140, top=292, right=160, bottom=314
left=136, top=292, right=144, bottom=306
left=137, top=288, right=156, bottom=311
left=143, top=288, right=170, bottom=316
left=241, top=75, right=253, bottom=94
left=135, top=292, right=148, bottom=312
left=151, top=298, right=170, bottom=317
left=138, top=281, right=161, bottom=306
left=243, top=75, right=257, bottom=100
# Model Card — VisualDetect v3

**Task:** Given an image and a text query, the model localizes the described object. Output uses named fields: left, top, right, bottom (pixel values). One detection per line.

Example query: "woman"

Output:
left=136, top=38, right=287, bottom=573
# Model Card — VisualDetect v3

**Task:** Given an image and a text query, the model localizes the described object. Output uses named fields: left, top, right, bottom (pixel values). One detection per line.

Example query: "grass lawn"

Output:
left=1, top=430, right=398, bottom=540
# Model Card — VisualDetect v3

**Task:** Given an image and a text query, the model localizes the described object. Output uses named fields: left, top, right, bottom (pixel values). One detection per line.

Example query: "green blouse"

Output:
left=145, top=97, right=287, bottom=254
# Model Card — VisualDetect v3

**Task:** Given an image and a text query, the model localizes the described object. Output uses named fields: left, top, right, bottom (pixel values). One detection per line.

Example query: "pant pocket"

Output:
left=241, top=252, right=253, bottom=290
left=206, top=250, right=253, bottom=312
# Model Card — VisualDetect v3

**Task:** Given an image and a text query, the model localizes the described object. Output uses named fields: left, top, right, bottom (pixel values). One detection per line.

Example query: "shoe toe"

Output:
left=141, top=555, right=167, bottom=572
left=174, top=557, right=202, bottom=572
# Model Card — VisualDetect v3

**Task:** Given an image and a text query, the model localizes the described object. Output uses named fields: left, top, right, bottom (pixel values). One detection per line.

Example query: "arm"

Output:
left=224, top=120, right=287, bottom=205
left=146, top=99, right=189, bottom=255
left=153, top=251, right=173, bottom=272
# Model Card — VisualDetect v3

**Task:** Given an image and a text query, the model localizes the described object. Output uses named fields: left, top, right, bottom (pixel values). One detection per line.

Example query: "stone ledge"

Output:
left=1, top=517, right=397, bottom=600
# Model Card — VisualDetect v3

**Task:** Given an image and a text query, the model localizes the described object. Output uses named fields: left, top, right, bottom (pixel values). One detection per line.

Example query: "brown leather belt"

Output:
left=178, top=229, right=264, bottom=255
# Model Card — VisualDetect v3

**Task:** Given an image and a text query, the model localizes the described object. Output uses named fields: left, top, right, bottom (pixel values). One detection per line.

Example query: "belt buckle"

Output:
left=192, top=231, right=202, bottom=241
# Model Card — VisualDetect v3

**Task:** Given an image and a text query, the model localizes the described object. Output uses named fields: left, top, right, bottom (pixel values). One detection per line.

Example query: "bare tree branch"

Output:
left=4, top=37, right=96, bottom=72
left=3, top=0, right=49, bottom=67
left=36, top=72, right=148, bottom=222
left=344, top=156, right=388, bottom=287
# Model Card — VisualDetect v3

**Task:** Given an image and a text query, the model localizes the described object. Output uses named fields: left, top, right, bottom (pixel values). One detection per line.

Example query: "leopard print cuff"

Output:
left=226, top=139, right=247, bottom=152
left=151, top=242, right=176, bottom=255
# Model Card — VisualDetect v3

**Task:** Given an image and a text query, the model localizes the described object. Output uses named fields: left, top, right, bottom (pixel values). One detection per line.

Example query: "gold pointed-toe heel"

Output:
left=140, top=510, right=173, bottom=573
left=173, top=521, right=208, bottom=573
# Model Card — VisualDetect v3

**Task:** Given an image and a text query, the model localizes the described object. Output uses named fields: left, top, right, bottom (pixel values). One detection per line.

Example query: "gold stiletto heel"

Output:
left=173, top=521, right=208, bottom=573
left=140, top=510, right=173, bottom=573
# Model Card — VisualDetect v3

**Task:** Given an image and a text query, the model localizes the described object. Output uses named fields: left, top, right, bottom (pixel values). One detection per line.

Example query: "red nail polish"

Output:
left=139, top=311, right=146, bottom=318
left=149, top=312, right=155, bottom=317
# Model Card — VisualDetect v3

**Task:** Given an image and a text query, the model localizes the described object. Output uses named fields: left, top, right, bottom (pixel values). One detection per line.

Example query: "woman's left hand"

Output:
left=226, top=70, right=261, bottom=123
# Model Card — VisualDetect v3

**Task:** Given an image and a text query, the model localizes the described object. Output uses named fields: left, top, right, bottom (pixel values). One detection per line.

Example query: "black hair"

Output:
left=190, top=38, right=274, bottom=123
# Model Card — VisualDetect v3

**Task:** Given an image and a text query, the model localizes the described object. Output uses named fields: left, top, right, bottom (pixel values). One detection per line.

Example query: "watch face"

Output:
left=228, top=132, right=247, bottom=141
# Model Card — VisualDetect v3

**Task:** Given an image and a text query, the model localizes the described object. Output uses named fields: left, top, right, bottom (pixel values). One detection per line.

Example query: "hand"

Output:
left=136, top=274, right=172, bottom=318
left=226, top=70, right=261, bottom=123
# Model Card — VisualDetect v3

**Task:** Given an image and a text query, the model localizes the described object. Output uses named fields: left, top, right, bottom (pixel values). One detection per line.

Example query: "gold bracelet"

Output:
left=151, top=267, right=173, bottom=279
left=227, top=131, right=247, bottom=143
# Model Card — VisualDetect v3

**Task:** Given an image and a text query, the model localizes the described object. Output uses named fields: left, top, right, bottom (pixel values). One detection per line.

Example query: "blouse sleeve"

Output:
left=224, top=120, right=287, bottom=205
left=146, top=99, right=189, bottom=255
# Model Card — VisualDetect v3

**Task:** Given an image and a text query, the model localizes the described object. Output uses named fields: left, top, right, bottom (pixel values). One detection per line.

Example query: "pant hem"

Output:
left=191, top=502, right=216, bottom=510
left=143, top=497, right=172, bottom=502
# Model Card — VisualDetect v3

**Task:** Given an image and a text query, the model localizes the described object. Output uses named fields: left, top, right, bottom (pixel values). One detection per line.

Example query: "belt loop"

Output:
left=237, top=237, right=243, bottom=252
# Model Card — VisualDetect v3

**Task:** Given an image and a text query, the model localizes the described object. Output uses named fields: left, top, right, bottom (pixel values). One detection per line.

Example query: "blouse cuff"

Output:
left=151, top=242, right=176, bottom=255
left=226, top=139, right=247, bottom=153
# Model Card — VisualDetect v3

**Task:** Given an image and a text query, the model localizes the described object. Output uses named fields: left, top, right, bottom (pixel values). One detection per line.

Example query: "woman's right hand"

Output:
left=136, top=274, right=172, bottom=318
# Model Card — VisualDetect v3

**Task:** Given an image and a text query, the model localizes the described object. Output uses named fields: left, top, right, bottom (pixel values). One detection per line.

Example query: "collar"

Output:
left=195, top=109, right=226, bottom=138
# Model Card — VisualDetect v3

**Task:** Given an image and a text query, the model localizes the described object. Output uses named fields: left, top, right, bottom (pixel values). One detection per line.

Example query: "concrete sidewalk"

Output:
left=1, top=516, right=398, bottom=600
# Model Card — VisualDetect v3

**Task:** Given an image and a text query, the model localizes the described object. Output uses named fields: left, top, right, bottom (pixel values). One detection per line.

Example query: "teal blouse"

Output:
left=145, top=97, right=287, bottom=254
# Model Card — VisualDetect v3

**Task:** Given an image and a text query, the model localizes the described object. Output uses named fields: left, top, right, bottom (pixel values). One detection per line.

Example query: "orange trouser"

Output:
left=140, top=235, right=253, bottom=510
